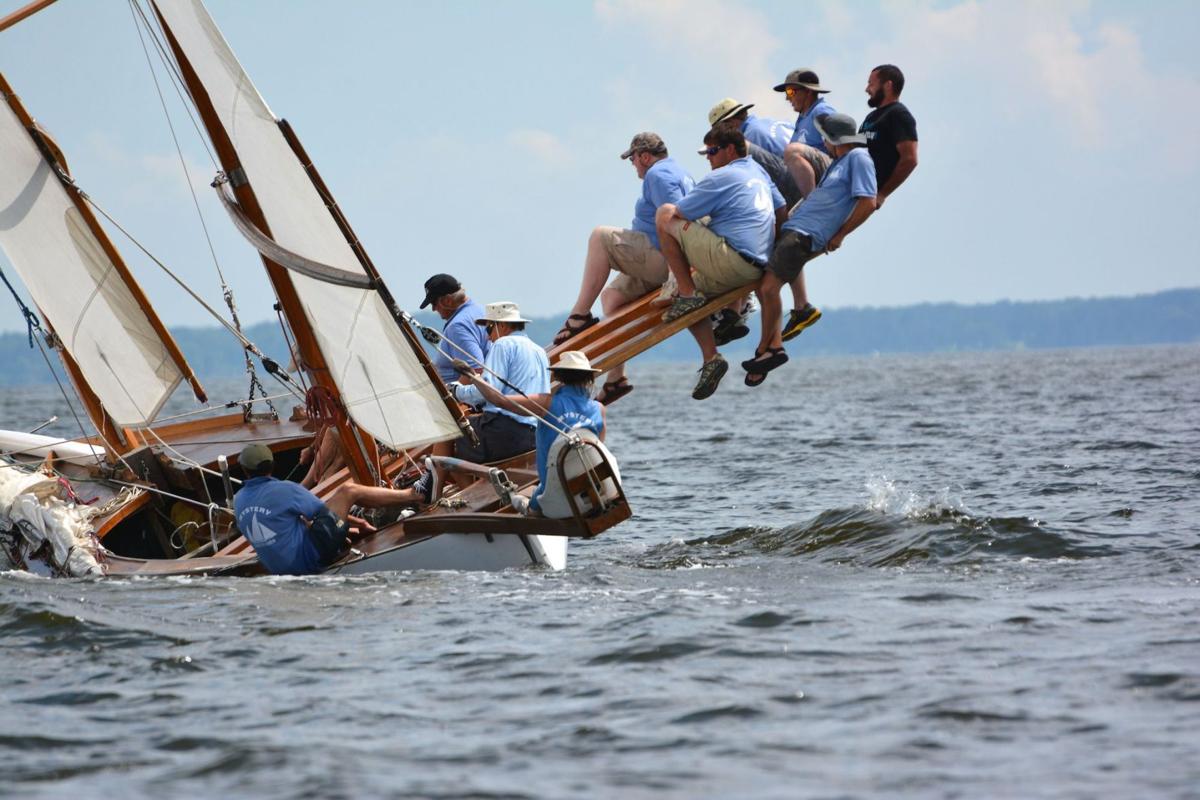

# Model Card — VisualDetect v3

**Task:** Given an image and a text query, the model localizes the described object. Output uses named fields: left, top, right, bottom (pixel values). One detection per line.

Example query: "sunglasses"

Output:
left=485, top=322, right=497, bottom=333
left=703, top=145, right=721, bottom=156
left=785, top=86, right=798, bottom=98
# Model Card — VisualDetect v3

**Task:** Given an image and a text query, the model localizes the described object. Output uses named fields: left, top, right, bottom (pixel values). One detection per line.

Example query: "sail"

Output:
left=151, top=0, right=461, bottom=450
left=0, top=95, right=184, bottom=427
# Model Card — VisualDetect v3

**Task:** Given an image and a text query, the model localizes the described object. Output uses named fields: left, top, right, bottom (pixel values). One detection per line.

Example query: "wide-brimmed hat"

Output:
left=420, top=273, right=461, bottom=309
left=815, top=112, right=866, bottom=146
left=475, top=301, right=531, bottom=325
left=773, top=68, right=830, bottom=94
left=707, top=97, right=755, bottom=126
left=239, top=443, right=274, bottom=471
left=551, top=350, right=601, bottom=373
left=620, top=131, right=667, bottom=160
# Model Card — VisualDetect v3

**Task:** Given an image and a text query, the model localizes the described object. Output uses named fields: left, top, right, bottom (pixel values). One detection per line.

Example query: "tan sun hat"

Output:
left=552, top=350, right=601, bottom=373
left=708, top=97, right=754, bottom=126
left=475, top=301, right=531, bottom=325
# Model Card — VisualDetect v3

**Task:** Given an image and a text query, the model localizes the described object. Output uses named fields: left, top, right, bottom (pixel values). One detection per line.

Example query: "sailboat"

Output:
left=0, top=0, right=747, bottom=578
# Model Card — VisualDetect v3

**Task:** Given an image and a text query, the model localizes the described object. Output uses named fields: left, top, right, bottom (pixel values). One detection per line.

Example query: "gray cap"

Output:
left=814, top=113, right=866, bottom=146
left=773, top=68, right=830, bottom=93
left=620, top=132, right=667, bottom=159
left=239, top=443, right=274, bottom=471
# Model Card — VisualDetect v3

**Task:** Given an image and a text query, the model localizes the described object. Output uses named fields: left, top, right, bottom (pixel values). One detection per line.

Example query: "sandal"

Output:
left=552, top=312, right=599, bottom=346
left=741, top=347, right=788, bottom=375
left=596, top=377, right=634, bottom=406
left=744, top=349, right=768, bottom=387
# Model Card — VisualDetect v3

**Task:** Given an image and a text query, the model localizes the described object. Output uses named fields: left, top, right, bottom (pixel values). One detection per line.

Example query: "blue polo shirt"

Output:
left=530, top=385, right=604, bottom=512
left=452, top=332, right=550, bottom=425
left=782, top=147, right=877, bottom=251
left=790, top=98, right=837, bottom=153
left=675, top=156, right=785, bottom=265
left=234, top=476, right=327, bottom=575
left=632, top=157, right=694, bottom=249
left=741, top=114, right=794, bottom=157
left=432, top=299, right=491, bottom=382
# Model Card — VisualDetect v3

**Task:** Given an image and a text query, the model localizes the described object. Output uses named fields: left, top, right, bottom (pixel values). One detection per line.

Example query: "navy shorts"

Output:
left=454, top=412, right=536, bottom=463
left=308, top=512, right=349, bottom=566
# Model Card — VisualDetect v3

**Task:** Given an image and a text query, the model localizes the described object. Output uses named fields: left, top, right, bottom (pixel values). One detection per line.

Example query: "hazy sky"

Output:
left=1, top=0, right=1197, bottom=336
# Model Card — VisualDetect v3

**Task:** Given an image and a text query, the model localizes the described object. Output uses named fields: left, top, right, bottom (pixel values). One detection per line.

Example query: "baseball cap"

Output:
left=239, top=443, right=274, bottom=472
left=620, top=132, right=667, bottom=160
left=420, top=273, right=461, bottom=309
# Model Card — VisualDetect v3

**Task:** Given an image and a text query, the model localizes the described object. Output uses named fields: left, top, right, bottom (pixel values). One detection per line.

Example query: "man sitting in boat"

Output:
left=654, top=126, right=786, bottom=400
left=453, top=351, right=605, bottom=516
left=445, top=301, right=549, bottom=464
left=747, top=112, right=877, bottom=386
left=234, top=443, right=425, bottom=575
left=419, top=272, right=490, bottom=383
left=552, top=132, right=694, bottom=405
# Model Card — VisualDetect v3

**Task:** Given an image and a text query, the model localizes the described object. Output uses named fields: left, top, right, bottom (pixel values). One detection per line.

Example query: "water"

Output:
left=2, top=344, right=1199, bottom=799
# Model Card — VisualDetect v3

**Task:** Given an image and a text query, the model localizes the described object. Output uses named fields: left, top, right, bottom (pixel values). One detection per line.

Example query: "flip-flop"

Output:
left=552, top=312, right=599, bottom=346
left=596, top=377, right=634, bottom=406
left=741, top=347, right=789, bottom=375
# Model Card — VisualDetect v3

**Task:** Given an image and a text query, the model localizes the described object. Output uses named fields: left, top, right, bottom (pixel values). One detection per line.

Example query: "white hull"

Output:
left=330, top=532, right=568, bottom=575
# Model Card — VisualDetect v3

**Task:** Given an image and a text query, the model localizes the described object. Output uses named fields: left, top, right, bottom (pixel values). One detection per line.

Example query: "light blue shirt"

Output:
left=742, top=114, right=794, bottom=157
left=783, top=147, right=877, bottom=251
left=790, top=98, right=837, bottom=153
left=432, top=299, right=491, bottom=383
left=530, top=384, right=604, bottom=512
left=674, top=156, right=785, bottom=265
left=632, top=157, right=694, bottom=249
left=452, top=332, right=549, bottom=426
left=234, top=476, right=327, bottom=575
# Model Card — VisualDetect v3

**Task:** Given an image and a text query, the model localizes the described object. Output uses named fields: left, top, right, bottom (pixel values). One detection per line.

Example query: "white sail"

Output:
left=152, top=0, right=460, bottom=449
left=0, top=100, right=183, bottom=427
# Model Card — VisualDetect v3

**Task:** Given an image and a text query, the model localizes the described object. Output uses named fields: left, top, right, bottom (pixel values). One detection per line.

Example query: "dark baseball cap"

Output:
left=773, top=68, right=831, bottom=93
left=420, top=273, right=461, bottom=309
left=620, top=132, right=667, bottom=159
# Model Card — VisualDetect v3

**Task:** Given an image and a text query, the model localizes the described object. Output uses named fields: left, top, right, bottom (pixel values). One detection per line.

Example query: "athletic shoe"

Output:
left=781, top=304, right=822, bottom=341
left=691, top=354, right=728, bottom=400
left=662, top=294, right=707, bottom=323
left=713, top=308, right=750, bottom=346
left=412, top=470, right=433, bottom=503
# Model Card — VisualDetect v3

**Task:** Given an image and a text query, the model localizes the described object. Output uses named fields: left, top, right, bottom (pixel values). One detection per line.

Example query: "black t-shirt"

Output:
left=859, top=102, right=918, bottom=187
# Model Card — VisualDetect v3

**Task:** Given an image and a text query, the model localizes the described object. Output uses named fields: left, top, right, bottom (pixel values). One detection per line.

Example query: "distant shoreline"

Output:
left=1, top=287, right=1196, bottom=387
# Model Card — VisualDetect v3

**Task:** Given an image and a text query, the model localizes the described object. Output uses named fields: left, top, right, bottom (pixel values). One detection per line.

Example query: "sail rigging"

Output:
left=150, top=0, right=463, bottom=452
left=0, top=72, right=204, bottom=428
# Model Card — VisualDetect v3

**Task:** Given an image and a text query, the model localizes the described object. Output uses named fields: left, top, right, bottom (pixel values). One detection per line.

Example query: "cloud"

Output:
left=506, top=128, right=574, bottom=169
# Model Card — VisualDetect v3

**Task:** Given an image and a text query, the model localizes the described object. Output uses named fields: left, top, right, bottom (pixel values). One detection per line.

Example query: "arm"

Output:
left=825, top=196, right=876, bottom=252
left=457, top=369, right=551, bottom=417
left=774, top=204, right=788, bottom=237
left=877, top=140, right=918, bottom=208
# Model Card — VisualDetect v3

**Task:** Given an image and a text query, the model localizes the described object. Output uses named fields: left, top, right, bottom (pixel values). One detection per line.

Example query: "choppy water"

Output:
left=2, top=344, right=1199, bottom=799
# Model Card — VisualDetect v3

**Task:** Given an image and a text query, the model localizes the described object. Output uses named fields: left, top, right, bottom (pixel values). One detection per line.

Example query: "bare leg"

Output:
left=325, top=482, right=421, bottom=519
left=784, top=143, right=816, bottom=199
left=788, top=269, right=809, bottom=312
left=567, top=227, right=616, bottom=317
left=688, top=316, right=720, bottom=363
left=301, top=426, right=342, bottom=488
left=757, top=271, right=787, bottom=353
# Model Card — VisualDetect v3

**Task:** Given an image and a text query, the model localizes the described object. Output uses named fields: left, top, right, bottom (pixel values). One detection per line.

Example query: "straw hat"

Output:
left=708, top=97, right=754, bottom=126
left=552, top=350, right=601, bottom=373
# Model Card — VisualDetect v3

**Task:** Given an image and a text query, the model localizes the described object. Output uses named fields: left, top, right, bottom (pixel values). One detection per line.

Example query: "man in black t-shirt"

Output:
left=859, top=64, right=919, bottom=210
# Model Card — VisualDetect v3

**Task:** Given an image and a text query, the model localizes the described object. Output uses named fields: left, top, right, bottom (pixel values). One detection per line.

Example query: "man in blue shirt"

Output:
left=707, top=97, right=794, bottom=158
left=655, top=127, right=786, bottom=400
left=234, top=444, right=425, bottom=575
left=420, top=273, right=490, bottom=382
left=449, top=301, right=550, bottom=463
left=775, top=68, right=838, bottom=200
left=744, top=113, right=877, bottom=387
left=554, top=132, right=694, bottom=406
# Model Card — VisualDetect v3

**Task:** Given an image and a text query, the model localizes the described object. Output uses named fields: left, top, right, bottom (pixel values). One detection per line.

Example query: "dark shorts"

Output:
left=454, top=411, right=536, bottom=463
left=767, top=230, right=822, bottom=283
left=308, top=512, right=349, bottom=567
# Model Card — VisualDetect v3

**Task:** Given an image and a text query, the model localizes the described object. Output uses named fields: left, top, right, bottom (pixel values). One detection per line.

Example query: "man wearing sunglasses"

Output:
left=654, top=127, right=786, bottom=400
left=448, top=301, right=549, bottom=464
left=776, top=68, right=838, bottom=201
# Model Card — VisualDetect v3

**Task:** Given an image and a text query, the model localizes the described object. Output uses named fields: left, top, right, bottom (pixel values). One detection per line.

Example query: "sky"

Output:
left=0, top=0, right=1198, bottom=336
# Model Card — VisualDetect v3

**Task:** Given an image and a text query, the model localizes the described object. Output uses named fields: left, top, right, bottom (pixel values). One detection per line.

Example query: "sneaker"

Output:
left=781, top=304, right=822, bottom=342
left=412, top=470, right=434, bottom=503
left=691, top=354, right=728, bottom=400
left=662, top=294, right=707, bottom=323
left=713, top=308, right=750, bottom=346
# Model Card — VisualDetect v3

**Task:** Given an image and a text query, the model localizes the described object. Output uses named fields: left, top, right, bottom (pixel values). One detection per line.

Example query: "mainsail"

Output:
left=0, top=77, right=197, bottom=428
left=151, top=0, right=461, bottom=450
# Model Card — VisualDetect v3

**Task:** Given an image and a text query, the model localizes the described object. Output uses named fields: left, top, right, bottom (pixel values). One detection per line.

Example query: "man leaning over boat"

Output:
left=420, top=272, right=490, bottom=383
left=553, top=132, right=694, bottom=405
left=654, top=126, right=786, bottom=400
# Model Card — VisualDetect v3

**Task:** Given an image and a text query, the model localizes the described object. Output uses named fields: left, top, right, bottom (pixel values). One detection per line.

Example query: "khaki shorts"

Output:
left=666, top=218, right=762, bottom=296
left=596, top=226, right=669, bottom=297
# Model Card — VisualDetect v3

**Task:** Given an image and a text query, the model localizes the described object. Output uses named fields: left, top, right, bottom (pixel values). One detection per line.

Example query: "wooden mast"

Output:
left=150, top=11, right=379, bottom=486
left=0, top=0, right=57, bottom=34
